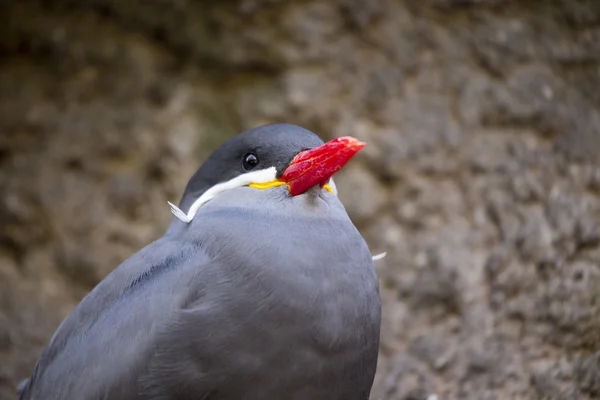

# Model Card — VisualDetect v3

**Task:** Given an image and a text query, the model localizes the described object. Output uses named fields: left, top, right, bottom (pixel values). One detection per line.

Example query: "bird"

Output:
left=19, top=123, right=382, bottom=400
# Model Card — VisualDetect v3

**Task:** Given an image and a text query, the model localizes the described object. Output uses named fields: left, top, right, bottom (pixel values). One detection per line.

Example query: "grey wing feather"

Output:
left=21, top=237, right=215, bottom=400
left=17, top=378, right=29, bottom=398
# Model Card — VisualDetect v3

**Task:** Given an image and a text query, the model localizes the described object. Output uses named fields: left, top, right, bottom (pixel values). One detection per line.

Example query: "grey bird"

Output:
left=19, top=123, right=381, bottom=400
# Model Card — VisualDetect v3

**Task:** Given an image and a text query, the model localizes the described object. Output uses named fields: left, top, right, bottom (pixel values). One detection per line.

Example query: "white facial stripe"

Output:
left=168, top=167, right=342, bottom=224
left=168, top=167, right=278, bottom=223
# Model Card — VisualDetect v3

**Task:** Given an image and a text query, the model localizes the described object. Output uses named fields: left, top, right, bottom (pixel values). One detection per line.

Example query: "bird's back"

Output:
left=20, top=238, right=215, bottom=399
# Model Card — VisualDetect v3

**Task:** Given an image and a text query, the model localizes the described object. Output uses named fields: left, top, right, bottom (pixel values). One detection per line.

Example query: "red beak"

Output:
left=280, top=136, right=366, bottom=196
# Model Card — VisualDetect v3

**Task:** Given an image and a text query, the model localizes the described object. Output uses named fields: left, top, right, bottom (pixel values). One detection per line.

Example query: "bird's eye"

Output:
left=242, top=153, right=259, bottom=170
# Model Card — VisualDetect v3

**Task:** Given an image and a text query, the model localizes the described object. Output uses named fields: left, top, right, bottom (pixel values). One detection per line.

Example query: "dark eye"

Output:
left=242, top=153, right=259, bottom=170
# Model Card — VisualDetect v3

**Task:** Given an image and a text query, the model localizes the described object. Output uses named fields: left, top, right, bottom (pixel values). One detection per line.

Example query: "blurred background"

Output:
left=1, top=1, right=600, bottom=399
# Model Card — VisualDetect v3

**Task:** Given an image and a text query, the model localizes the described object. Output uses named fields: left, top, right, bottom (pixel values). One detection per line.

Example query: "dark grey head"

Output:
left=177, top=123, right=325, bottom=213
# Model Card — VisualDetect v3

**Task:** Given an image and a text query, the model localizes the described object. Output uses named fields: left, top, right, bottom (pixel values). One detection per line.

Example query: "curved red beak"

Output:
left=280, top=136, right=366, bottom=196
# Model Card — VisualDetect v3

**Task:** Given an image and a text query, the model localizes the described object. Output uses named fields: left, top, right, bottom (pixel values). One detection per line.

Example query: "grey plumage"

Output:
left=20, top=124, right=381, bottom=400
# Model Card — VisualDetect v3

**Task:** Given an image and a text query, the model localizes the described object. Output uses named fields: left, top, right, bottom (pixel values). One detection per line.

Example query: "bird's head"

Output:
left=169, top=123, right=365, bottom=223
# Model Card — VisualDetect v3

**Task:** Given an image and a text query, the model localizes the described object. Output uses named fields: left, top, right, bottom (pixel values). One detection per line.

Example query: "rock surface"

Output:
left=1, top=1, right=600, bottom=399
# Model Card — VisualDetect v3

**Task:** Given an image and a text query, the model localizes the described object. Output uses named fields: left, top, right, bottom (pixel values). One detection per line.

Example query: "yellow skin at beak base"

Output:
left=248, top=180, right=334, bottom=194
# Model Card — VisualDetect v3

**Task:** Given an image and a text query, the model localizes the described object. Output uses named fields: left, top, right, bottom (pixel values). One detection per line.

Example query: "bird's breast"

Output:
left=162, top=196, right=380, bottom=399
left=187, top=199, right=380, bottom=349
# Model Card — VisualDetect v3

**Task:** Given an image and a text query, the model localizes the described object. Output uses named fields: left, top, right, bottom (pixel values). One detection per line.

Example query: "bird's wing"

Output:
left=137, top=291, right=256, bottom=400
left=137, top=305, right=219, bottom=400
left=21, top=236, right=217, bottom=400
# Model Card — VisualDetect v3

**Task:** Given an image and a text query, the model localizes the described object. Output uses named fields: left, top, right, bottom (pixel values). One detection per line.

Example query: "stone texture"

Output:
left=1, top=0, right=600, bottom=399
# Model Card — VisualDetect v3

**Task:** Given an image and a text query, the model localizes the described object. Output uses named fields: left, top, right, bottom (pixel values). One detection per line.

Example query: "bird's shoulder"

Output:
left=22, top=235, right=219, bottom=399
